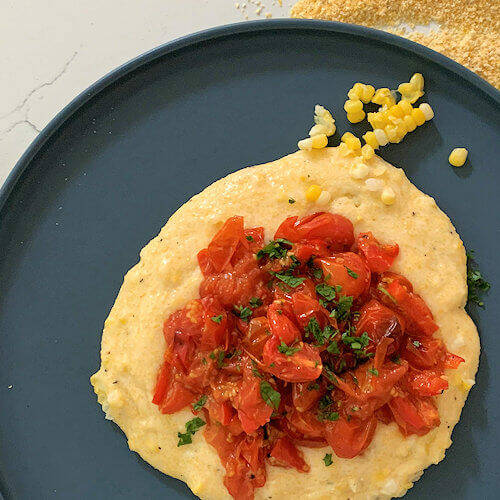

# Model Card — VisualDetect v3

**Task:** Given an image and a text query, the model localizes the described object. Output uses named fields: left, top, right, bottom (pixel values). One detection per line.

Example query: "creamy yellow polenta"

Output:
left=91, top=147, right=479, bottom=499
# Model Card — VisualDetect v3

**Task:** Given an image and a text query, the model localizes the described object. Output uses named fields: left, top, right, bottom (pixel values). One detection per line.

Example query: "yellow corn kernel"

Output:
left=350, top=161, right=370, bottom=179
left=360, top=84, right=375, bottom=104
left=410, top=73, right=424, bottom=91
left=373, top=129, right=389, bottom=147
left=367, top=112, right=388, bottom=130
left=411, top=107, right=426, bottom=126
left=361, top=144, right=375, bottom=160
left=317, top=190, right=332, bottom=205
left=298, top=137, right=313, bottom=150
left=347, top=82, right=364, bottom=100
left=385, top=125, right=399, bottom=143
left=381, top=187, right=396, bottom=205
left=398, top=82, right=423, bottom=103
left=309, top=123, right=328, bottom=137
left=395, top=122, right=407, bottom=142
left=419, top=103, right=434, bottom=121
left=341, top=132, right=362, bottom=151
left=338, top=142, right=354, bottom=157
left=387, top=105, right=405, bottom=120
left=344, top=99, right=363, bottom=113
left=398, top=100, right=413, bottom=116
left=372, top=88, right=396, bottom=107
left=449, top=148, right=468, bottom=167
left=311, top=134, right=328, bottom=148
left=363, top=131, right=379, bottom=149
left=305, top=184, right=322, bottom=202
left=347, top=110, right=366, bottom=123
left=403, top=114, right=417, bottom=132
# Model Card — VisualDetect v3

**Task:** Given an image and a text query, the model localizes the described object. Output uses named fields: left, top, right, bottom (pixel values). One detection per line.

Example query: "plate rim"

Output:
left=1, top=19, right=499, bottom=216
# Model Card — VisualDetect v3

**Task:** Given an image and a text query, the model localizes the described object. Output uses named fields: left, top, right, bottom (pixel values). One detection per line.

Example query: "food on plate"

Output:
left=91, top=147, right=479, bottom=499
left=449, top=148, right=469, bottom=167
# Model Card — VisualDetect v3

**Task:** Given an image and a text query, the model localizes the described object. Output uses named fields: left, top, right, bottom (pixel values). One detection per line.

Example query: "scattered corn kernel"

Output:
left=398, top=82, right=423, bottom=103
left=367, top=112, right=389, bottom=130
left=313, top=104, right=336, bottom=136
left=449, top=148, right=468, bottom=167
left=381, top=187, right=396, bottom=205
left=347, top=110, right=366, bottom=123
left=309, top=123, right=328, bottom=136
left=305, top=184, right=322, bottom=202
left=373, top=129, right=389, bottom=146
left=298, top=133, right=328, bottom=150
left=372, top=88, right=396, bottom=107
left=410, top=73, right=424, bottom=91
left=341, top=132, right=362, bottom=151
left=316, top=190, right=331, bottom=205
left=372, top=164, right=387, bottom=176
left=419, top=103, right=434, bottom=121
left=347, top=82, right=365, bottom=100
left=365, top=178, right=385, bottom=192
left=385, top=125, right=399, bottom=143
left=338, top=142, right=354, bottom=157
left=411, top=107, right=426, bottom=126
left=403, top=114, right=417, bottom=132
left=350, top=161, right=370, bottom=179
left=363, top=131, right=379, bottom=149
left=360, top=84, right=375, bottom=103
left=344, top=99, right=364, bottom=114
left=395, top=122, right=407, bottom=140
left=461, top=378, right=475, bottom=391
left=387, top=105, right=405, bottom=120
left=397, top=100, right=413, bottom=116
left=361, top=144, right=375, bottom=160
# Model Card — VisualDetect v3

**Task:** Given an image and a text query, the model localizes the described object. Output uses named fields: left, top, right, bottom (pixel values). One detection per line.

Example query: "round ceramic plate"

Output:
left=0, top=20, right=499, bottom=500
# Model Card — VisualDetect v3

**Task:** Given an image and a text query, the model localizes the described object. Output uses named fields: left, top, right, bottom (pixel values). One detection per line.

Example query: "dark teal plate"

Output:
left=0, top=20, right=498, bottom=500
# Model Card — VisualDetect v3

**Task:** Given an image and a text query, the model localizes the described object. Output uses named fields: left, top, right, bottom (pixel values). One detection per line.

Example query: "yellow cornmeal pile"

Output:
left=291, top=0, right=499, bottom=89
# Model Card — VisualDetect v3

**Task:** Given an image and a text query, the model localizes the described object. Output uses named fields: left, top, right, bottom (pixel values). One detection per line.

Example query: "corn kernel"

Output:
left=385, top=125, right=399, bottom=143
left=387, top=105, right=405, bottom=120
left=411, top=108, right=426, bottom=126
left=395, top=122, right=407, bottom=140
left=372, top=88, right=396, bottom=107
left=361, top=144, right=375, bottom=160
left=360, top=84, right=375, bottom=104
left=363, top=131, right=379, bottom=149
left=373, top=129, right=389, bottom=146
left=350, top=161, right=370, bottom=179
left=449, top=148, right=468, bottom=167
left=348, top=82, right=364, bottom=100
left=347, top=110, right=366, bottom=123
left=311, top=134, right=328, bottom=148
left=372, top=164, right=387, bottom=176
left=398, top=100, right=413, bottom=115
left=316, top=190, right=332, bottom=205
left=367, top=112, right=388, bottom=130
left=381, top=187, right=396, bottom=205
left=309, top=123, right=328, bottom=137
left=305, top=184, right=322, bottom=202
left=344, top=99, right=364, bottom=113
left=338, top=142, right=354, bottom=157
left=313, top=104, right=336, bottom=136
left=419, top=103, right=434, bottom=121
left=341, top=132, right=362, bottom=151
left=403, top=114, right=417, bottom=132
left=398, top=82, right=423, bottom=103
left=298, top=137, right=313, bottom=150
left=410, top=73, right=424, bottom=91
left=365, top=178, right=384, bottom=191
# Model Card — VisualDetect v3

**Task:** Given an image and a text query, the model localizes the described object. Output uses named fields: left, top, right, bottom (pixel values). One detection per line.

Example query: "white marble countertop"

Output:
left=0, top=0, right=295, bottom=187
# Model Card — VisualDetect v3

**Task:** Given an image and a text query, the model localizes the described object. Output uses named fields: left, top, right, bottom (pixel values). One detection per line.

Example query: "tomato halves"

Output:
left=270, top=436, right=310, bottom=472
left=357, top=232, right=399, bottom=273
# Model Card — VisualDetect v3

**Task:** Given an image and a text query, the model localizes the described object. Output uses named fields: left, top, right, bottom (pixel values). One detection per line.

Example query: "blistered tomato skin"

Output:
left=152, top=212, right=462, bottom=500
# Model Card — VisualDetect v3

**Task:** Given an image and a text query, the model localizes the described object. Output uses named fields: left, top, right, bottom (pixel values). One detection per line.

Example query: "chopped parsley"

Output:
left=192, top=395, right=207, bottom=411
left=211, top=314, right=223, bottom=324
left=246, top=235, right=254, bottom=242
left=342, top=331, right=372, bottom=357
left=377, top=284, right=396, bottom=303
left=307, top=383, right=320, bottom=391
left=217, top=350, right=226, bottom=368
left=317, top=394, right=339, bottom=421
left=412, top=340, right=421, bottom=348
left=260, top=381, right=281, bottom=410
left=312, top=267, right=323, bottom=280
left=249, top=297, right=263, bottom=308
left=305, top=318, right=335, bottom=345
left=278, top=341, right=300, bottom=356
left=177, top=417, right=206, bottom=447
left=391, top=354, right=402, bottom=365
left=272, top=272, right=305, bottom=288
left=368, top=367, right=379, bottom=376
left=257, top=238, right=292, bottom=260
left=345, top=266, right=358, bottom=279
left=288, top=198, right=296, bottom=204
left=326, top=340, right=340, bottom=354
left=467, top=251, right=490, bottom=307
left=323, top=453, right=333, bottom=467
left=316, top=283, right=336, bottom=301
left=330, top=295, right=354, bottom=321
left=233, top=305, right=253, bottom=322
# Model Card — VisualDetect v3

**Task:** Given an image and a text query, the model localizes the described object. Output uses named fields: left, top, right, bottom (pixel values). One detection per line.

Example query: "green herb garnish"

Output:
left=326, top=340, right=340, bottom=354
left=246, top=235, right=254, bottom=242
left=368, top=367, right=379, bottom=376
left=278, top=341, right=300, bottom=356
left=467, top=251, right=490, bottom=307
left=345, top=266, right=358, bottom=279
left=260, top=381, right=281, bottom=410
left=377, top=284, right=397, bottom=303
left=192, top=395, right=207, bottom=411
left=330, top=295, right=354, bottom=321
left=257, top=238, right=292, bottom=260
left=177, top=417, right=206, bottom=447
left=323, top=453, right=333, bottom=466
left=288, top=198, right=296, bottom=204
left=316, top=283, right=337, bottom=301
left=312, top=267, right=323, bottom=280
left=211, top=315, right=223, bottom=324
left=233, top=305, right=253, bottom=322
left=249, top=297, right=263, bottom=308
left=272, top=273, right=305, bottom=288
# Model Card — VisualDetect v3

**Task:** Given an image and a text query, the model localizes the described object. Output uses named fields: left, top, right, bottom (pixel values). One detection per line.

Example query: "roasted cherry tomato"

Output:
left=270, top=436, right=310, bottom=472
left=292, top=381, right=324, bottom=412
left=324, top=415, right=377, bottom=459
left=152, top=362, right=195, bottom=413
left=292, top=239, right=330, bottom=262
left=316, top=252, right=371, bottom=298
left=267, top=301, right=302, bottom=344
left=388, top=394, right=440, bottom=436
left=403, top=368, right=449, bottom=397
left=357, top=232, right=399, bottom=273
left=243, top=316, right=271, bottom=358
